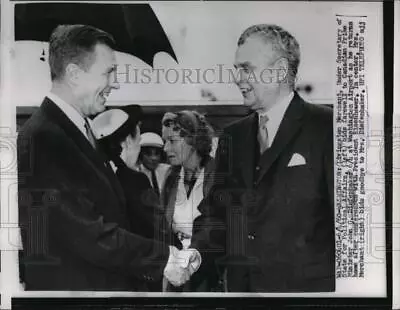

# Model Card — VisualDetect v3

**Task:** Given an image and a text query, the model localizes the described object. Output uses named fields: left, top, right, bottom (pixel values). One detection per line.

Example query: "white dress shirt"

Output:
left=258, top=91, right=294, bottom=146
left=46, top=92, right=90, bottom=141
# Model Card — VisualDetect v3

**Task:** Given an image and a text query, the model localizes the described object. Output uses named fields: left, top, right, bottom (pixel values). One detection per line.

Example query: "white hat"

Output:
left=140, top=132, right=164, bottom=148
left=91, top=109, right=129, bottom=140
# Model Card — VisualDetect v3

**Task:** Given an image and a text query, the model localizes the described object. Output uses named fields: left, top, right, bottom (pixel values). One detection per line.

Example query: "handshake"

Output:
left=163, top=246, right=202, bottom=287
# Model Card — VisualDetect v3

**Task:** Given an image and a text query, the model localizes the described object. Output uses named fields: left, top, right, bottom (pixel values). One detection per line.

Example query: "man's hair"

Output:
left=49, top=24, right=116, bottom=81
left=238, top=24, right=300, bottom=86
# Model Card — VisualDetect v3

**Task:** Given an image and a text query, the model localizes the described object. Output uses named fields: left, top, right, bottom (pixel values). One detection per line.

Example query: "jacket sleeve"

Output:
left=18, top=129, right=170, bottom=281
left=190, top=131, right=230, bottom=270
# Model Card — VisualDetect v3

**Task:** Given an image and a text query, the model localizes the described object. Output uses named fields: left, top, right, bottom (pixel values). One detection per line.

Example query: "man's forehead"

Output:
left=93, top=44, right=117, bottom=65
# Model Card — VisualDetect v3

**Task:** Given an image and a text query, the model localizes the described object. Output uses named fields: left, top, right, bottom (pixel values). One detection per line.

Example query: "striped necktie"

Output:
left=257, top=114, right=269, bottom=154
left=84, top=118, right=97, bottom=149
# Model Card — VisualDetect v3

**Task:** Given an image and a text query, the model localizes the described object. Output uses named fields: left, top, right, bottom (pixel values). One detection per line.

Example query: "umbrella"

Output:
left=14, top=2, right=178, bottom=67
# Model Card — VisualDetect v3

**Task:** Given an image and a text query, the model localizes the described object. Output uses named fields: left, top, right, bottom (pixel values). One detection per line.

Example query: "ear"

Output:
left=65, top=63, right=83, bottom=86
left=275, top=57, right=289, bottom=83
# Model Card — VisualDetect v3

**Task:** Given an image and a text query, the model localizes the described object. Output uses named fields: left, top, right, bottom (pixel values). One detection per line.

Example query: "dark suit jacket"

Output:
left=18, top=97, right=170, bottom=291
left=191, top=93, right=335, bottom=292
left=160, top=158, right=221, bottom=291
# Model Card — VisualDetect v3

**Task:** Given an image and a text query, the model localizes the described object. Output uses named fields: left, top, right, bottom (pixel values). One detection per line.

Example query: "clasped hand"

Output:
left=163, top=246, right=201, bottom=287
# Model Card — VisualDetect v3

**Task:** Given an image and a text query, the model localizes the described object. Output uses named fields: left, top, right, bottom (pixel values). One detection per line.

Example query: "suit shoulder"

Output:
left=117, top=167, right=151, bottom=188
left=18, top=112, right=71, bottom=158
left=303, top=101, right=333, bottom=118
left=19, top=108, right=60, bottom=138
left=223, top=113, right=254, bottom=133
left=19, top=114, right=48, bottom=147
left=302, top=101, right=333, bottom=127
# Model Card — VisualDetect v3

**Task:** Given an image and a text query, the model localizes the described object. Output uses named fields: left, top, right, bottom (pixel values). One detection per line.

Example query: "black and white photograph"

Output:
left=393, top=1, right=400, bottom=309
left=0, top=1, right=388, bottom=309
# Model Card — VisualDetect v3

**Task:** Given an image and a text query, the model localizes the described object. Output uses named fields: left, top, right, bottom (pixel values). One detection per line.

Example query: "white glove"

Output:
left=163, top=246, right=202, bottom=287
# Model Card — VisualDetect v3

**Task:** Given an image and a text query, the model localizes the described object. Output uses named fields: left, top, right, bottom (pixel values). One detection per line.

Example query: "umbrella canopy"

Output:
left=14, top=2, right=178, bottom=67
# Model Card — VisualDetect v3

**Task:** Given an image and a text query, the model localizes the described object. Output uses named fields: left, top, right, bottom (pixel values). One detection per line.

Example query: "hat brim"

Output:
left=140, top=143, right=163, bottom=148
left=105, top=105, right=143, bottom=140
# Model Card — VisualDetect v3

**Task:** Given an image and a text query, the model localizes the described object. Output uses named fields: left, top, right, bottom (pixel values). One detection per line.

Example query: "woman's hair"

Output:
left=162, top=110, right=214, bottom=165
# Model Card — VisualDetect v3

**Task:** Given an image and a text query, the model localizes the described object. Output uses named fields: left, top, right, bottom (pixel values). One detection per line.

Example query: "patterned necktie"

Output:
left=84, top=118, right=97, bottom=149
left=257, top=114, right=269, bottom=154
left=151, top=169, right=160, bottom=197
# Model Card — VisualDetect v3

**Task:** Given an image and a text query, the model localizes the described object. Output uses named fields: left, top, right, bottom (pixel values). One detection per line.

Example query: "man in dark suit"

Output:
left=17, top=24, right=198, bottom=290
left=190, top=24, right=335, bottom=292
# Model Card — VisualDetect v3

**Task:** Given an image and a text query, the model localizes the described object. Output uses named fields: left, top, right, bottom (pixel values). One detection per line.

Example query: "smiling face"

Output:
left=162, top=127, right=194, bottom=167
left=234, top=35, right=285, bottom=113
left=75, top=43, right=120, bottom=116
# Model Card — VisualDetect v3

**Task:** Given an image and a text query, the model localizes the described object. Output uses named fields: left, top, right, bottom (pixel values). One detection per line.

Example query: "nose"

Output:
left=150, top=154, right=159, bottom=161
left=163, top=141, right=170, bottom=153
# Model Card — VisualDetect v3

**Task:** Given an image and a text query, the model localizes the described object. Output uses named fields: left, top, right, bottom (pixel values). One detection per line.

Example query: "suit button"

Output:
left=248, top=234, right=255, bottom=240
left=255, top=166, right=260, bottom=171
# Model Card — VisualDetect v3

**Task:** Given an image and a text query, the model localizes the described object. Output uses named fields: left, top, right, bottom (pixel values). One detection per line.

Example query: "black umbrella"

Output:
left=14, top=2, right=178, bottom=67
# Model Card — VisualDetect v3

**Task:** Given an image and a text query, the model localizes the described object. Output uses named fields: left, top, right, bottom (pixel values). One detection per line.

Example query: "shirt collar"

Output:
left=47, top=92, right=88, bottom=139
left=258, top=91, right=294, bottom=145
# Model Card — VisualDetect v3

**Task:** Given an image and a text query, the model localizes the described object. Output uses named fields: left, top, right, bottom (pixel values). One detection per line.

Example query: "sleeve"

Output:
left=189, top=130, right=231, bottom=282
left=51, top=188, right=169, bottom=280
left=116, top=167, right=156, bottom=237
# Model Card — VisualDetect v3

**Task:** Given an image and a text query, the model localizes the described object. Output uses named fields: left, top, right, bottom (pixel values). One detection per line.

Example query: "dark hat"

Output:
left=92, top=109, right=128, bottom=140
left=91, top=106, right=143, bottom=169
left=92, top=105, right=143, bottom=142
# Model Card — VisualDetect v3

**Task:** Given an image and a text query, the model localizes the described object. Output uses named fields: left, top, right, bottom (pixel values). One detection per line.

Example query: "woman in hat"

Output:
left=92, top=105, right=164, bottom=245
left=137, top=132, right=171, bottom=198
left=161, top=110, right=220, bottom=292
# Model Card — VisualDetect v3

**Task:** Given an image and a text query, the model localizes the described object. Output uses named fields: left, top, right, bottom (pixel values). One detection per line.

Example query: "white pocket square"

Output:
left=287, top=153, right=306, bottom=167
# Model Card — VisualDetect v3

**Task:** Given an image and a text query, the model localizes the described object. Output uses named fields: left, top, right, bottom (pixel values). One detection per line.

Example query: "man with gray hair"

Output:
left=190, top=24, right=335, bottom=292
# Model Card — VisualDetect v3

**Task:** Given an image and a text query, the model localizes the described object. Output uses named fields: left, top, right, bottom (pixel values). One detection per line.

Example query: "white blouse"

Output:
left=172, top=166, right=204, bottom=249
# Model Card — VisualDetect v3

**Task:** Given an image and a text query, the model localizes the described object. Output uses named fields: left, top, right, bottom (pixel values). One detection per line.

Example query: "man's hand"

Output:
left=163, top=246, right=202, bottom=287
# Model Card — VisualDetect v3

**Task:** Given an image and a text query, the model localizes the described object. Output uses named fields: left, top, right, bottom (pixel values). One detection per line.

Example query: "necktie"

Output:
left=151, top=169, right=160, bottom=197
left=84, top=118, right=97, bottom=149
left=257, top=114, right=269, bottom=154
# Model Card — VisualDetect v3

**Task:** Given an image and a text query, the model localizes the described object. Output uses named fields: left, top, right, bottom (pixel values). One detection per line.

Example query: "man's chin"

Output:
left=243, top=99, right=257, bottom=110
left=94, top=104, right=107, bottom=114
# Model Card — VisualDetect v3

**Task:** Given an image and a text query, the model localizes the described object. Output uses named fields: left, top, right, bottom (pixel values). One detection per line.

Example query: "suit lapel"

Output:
left=42, top=98, right=126, bottom=206
left=255, top=93, right=306, bottom=185
left=237, top=113, right=258, bottom=189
